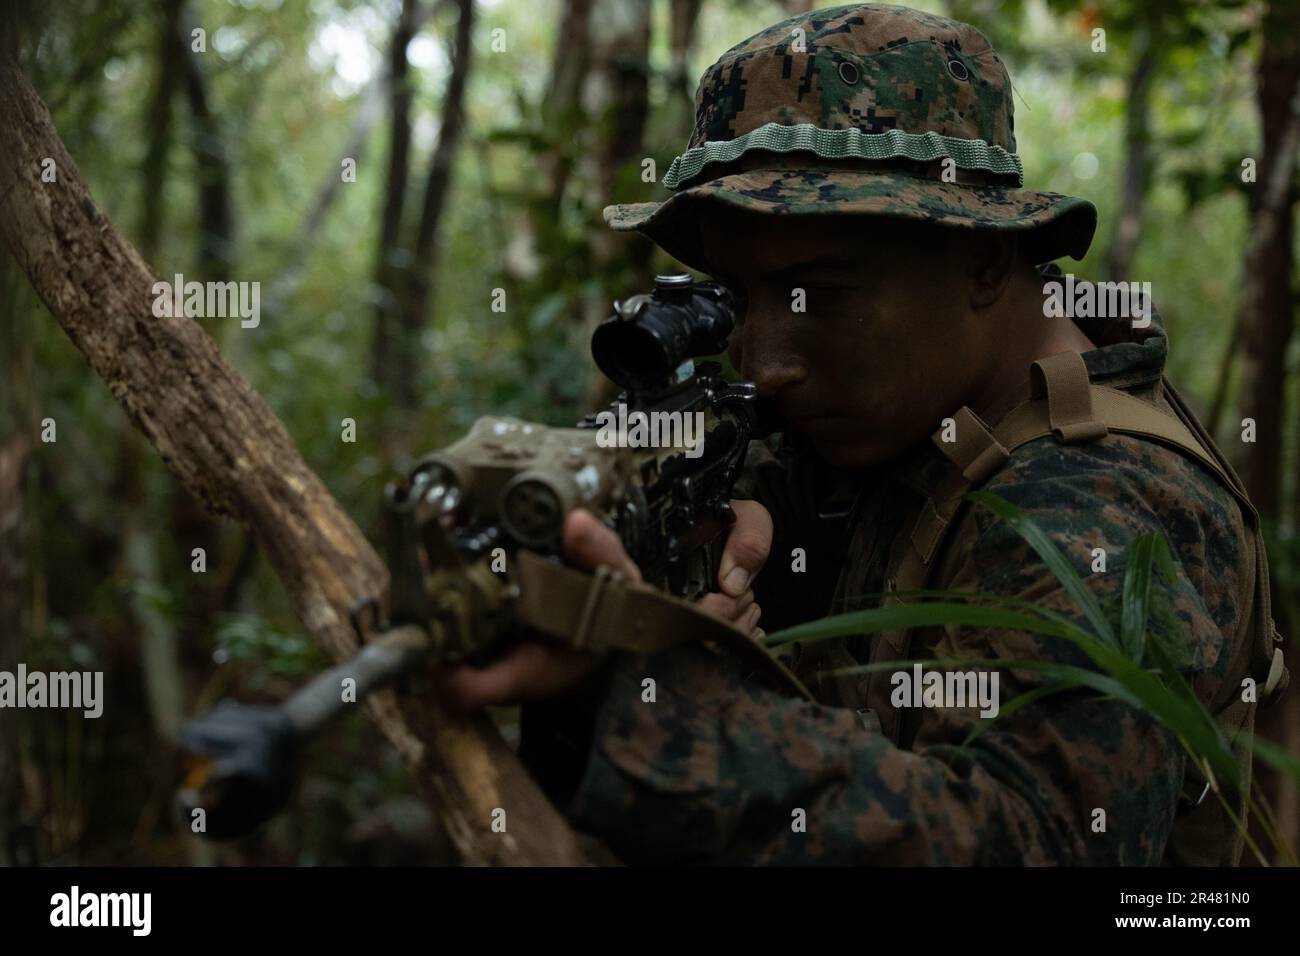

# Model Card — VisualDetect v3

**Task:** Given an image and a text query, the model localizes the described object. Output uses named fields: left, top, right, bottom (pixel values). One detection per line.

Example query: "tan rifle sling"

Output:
left=510, top=549, right=816, bottom=702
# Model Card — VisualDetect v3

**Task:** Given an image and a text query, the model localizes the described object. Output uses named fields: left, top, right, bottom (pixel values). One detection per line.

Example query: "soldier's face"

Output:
left=700, top=206, right=993, bottom=470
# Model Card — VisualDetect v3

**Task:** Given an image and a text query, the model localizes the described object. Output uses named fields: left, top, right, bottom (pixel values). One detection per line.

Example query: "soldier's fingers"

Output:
left=435, top=642, right=600, bottom=712
left=696, top=589, right=755, bottom=623
left=563, top=509, right=643, bottom=583
left=718, top=499, right=773, bottom=597
left=732, top=589, right=756, bottom=619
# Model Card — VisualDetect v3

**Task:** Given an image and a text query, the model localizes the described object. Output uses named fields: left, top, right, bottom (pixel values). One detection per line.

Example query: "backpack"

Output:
left=814, top=351, right=1288, bottom=865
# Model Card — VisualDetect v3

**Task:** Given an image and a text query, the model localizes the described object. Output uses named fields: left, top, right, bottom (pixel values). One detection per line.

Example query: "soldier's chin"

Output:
left=793, top=420, right=883, bottom=469
left=812, top=440, right=883, bottom=471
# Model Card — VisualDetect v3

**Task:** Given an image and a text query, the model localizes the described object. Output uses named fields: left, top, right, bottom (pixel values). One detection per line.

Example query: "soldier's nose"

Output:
left=743, top=321, right=800, bottom=395
left=747, top=360, right=804, bottom=395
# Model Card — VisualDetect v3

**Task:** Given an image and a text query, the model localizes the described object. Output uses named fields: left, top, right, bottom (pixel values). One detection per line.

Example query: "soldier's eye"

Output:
left=804, top=279, right=856, bottom=292
left=794, top=285, right=854, bottom=314
left=716, top=282, right=748, bottom=325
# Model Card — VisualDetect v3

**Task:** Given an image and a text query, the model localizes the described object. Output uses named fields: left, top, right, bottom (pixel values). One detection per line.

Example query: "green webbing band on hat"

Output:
left=662, top=122, right=1025, bottom=190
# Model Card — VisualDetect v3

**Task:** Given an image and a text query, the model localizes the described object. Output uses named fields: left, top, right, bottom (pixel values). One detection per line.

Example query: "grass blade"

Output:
left=1121, top=533, right=1158, bottom=663
left=966, top=490, right=1118, bottom=647
left=763, top=603, right=1087, bottom=648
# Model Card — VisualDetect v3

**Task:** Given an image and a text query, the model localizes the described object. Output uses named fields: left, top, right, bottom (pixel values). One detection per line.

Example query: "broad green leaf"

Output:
left=1121, top=533, right=1160, bottom=663
left=798, top=586, right=1091, bottom=636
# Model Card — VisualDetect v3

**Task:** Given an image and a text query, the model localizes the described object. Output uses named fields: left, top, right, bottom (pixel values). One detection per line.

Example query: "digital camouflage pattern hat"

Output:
left=604, top=3, right=1097, bottom=270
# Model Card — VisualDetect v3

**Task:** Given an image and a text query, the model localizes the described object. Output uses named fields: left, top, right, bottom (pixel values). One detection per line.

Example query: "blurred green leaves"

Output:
left=213, top=612, right=327, bottom=689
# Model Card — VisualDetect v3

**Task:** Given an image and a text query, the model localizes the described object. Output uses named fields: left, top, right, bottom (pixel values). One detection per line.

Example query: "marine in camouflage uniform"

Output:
left=518, top=4, right=1286, bottom=865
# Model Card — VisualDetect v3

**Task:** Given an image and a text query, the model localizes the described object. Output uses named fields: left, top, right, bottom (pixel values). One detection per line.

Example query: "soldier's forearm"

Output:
left=559, top=641, right=1183, bottom=865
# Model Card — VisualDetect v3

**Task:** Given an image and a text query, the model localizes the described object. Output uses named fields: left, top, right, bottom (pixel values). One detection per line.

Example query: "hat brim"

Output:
left=604, top=166, right=1097, bottom=273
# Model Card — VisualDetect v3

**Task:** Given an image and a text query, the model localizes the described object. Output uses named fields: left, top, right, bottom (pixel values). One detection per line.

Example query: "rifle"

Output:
left=176, top=274, right=809, bottom=840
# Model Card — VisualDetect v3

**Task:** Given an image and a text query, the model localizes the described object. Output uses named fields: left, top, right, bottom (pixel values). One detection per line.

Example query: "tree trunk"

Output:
left=397, top=0, right=476, bottom=410
left=580, top=0, right=653, bottom=411
left=138, top=0, right=183, bottom=265
left=0, top=57, right=590, bottom=866
left=260, top=1, right=437, bottom=364
left=542, top=0, right=594, bottom=207
left=1105, top=23, right=1156, bottom=282
left=178, top=5, right=234, bottom=286
left=369, top=0, right=419, bottom=392
left=128, top=0, right=203, bottom=759
left=1206, top=318, right=1243, bottom=441
left=668, top=0, right=701, bottom=98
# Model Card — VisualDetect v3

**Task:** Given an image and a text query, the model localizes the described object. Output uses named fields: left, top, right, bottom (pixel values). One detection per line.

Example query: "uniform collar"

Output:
left=1077, top=311, right=1168, bottom=391
left=1034, top=261, right=1170, bottom=391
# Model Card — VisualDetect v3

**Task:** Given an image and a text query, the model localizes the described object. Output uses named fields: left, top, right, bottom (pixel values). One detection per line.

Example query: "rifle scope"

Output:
left=591, top=274, right=743, bottom=393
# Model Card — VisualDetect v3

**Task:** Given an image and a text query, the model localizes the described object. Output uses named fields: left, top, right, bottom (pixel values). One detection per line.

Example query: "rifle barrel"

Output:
left=282, top=624, right=430, bottom=735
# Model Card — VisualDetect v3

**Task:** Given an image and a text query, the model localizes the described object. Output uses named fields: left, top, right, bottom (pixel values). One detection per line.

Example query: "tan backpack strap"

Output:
left=995, top=386, right=1248, bottom=515
left=940, top=407, right=1011, bottom=484
left=511, top=549, right=815, bottom=702
left=901, top=409, right=1011, bottom=569
left=1159, top=378, right=1254, bottom=512
left=1030, top=351, right=1108, bottom=443
left=868, top=415, right=1006, bottom=738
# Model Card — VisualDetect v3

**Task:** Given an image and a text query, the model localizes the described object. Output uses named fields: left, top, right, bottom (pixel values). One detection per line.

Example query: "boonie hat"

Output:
left=604, top=3, right=1097, bottom=270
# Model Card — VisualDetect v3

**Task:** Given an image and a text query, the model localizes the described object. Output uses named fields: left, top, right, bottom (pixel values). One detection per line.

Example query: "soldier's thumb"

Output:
left=718, top=499, right=773, bottom=597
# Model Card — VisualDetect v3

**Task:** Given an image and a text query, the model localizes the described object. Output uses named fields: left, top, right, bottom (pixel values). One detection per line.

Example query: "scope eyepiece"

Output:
left=591, top=274, right=743, bottom=393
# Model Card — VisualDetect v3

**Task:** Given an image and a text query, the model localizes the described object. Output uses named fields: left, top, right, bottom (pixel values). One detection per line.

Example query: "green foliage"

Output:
left=212, top=613, right=328, bottom=689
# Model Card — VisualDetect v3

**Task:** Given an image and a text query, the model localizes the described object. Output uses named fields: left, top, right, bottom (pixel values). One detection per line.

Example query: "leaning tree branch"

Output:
left=0, top=58, right=590, bottom=866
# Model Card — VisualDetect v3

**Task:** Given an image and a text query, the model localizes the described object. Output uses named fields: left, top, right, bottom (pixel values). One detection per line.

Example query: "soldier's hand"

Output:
left=695, top=499, right=772, bottom=641
left=436, top=505, right=769, bottom=712
left=434, top=509, right=639, bottom=712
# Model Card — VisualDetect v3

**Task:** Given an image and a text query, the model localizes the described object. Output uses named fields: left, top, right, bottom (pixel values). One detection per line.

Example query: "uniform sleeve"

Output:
left=558, top=436, right=1246, bottom=865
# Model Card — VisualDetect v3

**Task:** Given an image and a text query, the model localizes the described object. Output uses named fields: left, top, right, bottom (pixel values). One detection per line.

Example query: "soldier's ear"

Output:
left=966, top=232, right=1017, bottom=310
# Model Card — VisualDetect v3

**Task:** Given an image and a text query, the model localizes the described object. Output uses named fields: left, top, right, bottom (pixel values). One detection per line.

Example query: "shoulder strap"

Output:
left=994, top=357, right=1256, bottom=525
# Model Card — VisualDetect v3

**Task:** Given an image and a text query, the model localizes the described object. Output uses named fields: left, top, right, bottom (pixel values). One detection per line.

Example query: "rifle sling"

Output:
left=513, top=549, right=815, bottom=702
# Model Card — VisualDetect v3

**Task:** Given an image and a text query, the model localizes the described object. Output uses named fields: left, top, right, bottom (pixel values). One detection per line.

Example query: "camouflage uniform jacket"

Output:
left=519, top=311, right=1256, bottom=865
